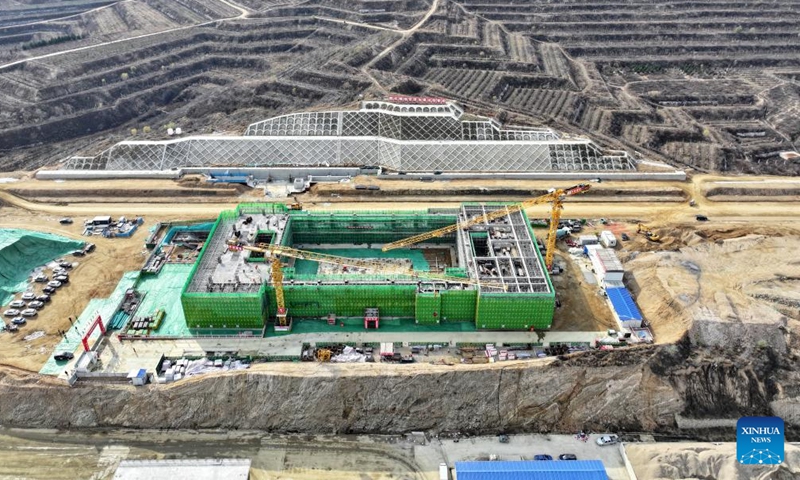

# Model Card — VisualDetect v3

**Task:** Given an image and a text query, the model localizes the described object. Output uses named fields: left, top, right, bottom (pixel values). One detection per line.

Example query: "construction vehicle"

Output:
left=637, top=223, right=661, bottom=242
left=316, top=349, right=332, bottom=362
left=288, top=196, right=302, bottom=210
left=381, top=184, right=592, bottom=269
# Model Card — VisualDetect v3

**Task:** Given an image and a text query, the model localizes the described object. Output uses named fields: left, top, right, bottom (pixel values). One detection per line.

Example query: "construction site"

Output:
left=0, top=0, right=799, bottom=472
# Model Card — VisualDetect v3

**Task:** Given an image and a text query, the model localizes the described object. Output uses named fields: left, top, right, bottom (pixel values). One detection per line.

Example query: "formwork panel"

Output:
left=415, top=293, right=441, bottom=324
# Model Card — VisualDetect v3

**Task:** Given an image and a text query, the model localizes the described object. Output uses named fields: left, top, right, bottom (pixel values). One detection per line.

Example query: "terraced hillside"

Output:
left=0, top=0, right=798, bottom=174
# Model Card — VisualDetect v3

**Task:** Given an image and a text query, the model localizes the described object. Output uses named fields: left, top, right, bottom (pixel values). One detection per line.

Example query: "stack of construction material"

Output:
left=485, top=344, right=497, bottom=359
left=498, top=349, right=508, bottom=361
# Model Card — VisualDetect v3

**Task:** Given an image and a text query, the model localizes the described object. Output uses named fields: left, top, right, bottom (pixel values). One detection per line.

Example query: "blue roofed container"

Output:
left=605, top=284, right=643, bottom=328
left=455, top=460, right=609, bottom=480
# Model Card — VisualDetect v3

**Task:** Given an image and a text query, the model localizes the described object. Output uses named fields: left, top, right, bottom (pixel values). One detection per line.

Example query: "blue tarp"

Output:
left=606, top=286, right=642, bottom=321
left=455, top=460, right=608, bottom=480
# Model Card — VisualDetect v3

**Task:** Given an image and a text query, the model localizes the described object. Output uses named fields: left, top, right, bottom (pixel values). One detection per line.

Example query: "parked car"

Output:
left=35, top=294, right=51, bottom=303
left=34, top=274, right=48, bottom=282
left=27, top=301, right=44, bottom=310
left=59, top=218, right=74, bottom=225
left=53, top=268, right=67, bottom=276
left=596, top=435, right=619, bottom=446
left=9, top=300, right=26, bottom=308
left=71, top=250, right=86, bottom=257
left=4, top=309, right=20, bottom=317
left=533, top=455, right=553, bottom=461
left=7, top=323, right=18, bottom=332
left=47, top=280, right=62, bottom=288
left=20, top=308, right=37, bottom=317
left=59, top=261, right=74, bottom=269
left=558, top=454, right=577, bottom=460
left=84, top=243, right=96, bottom=253
left=696, top=214, right=709, bottom=221
left=43, top=286, right=56, bottom=294
left=11, top=317, right=26, bottom=325
left=54, top=275, right=69, bottom=284
left=53, top=351, right=74, bottom=361
left=21, top=292, right=36, bottom=301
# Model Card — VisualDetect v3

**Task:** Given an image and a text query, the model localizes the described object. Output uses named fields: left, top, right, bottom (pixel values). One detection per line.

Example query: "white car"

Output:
left=33, top=274, right=48, bottom=283
left=47, top=280, right=62, bottom=288
left=27, top=301, right=44, bottom=310
left=9, top=300, right=26, bottom=308
left=20, top=308, right=37, bottom=317
left=596, top=435, right=619, bottom=446
left=21, top=292, right=36, bottom=301
left=3, top=309, right=20, bottom=317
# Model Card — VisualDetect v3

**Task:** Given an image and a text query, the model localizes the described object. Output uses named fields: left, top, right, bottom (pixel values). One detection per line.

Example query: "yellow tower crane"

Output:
left=381, top=184, right=592, bottom=270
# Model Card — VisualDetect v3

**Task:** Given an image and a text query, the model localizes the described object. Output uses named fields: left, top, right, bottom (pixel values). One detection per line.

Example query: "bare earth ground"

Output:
left=626, top=442, right=800, bottom=480
left=0, top=201, right=218, bottom=371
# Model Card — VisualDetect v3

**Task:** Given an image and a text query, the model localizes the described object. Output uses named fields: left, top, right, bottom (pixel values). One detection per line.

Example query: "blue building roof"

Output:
left=455, top=460, right=608, bottom=480
left=606, top=286, right=642, bottom=321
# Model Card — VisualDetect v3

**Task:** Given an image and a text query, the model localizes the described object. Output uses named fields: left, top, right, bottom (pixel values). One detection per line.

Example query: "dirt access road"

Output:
left=3, top=174, right=800, bottom=223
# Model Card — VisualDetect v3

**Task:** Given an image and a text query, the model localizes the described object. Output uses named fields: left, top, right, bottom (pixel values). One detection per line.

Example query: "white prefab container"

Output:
left=587, top=247, right=624, bottom=282
left=600, top=230, right=617, bottom=248
left=439, top=463, right=449, bottom=480
left=579, top=234, right=598, bottom=246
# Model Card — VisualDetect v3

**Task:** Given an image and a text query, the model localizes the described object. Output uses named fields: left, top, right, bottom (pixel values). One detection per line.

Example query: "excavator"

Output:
left=636, top=223, right=661, bottom=242
left=381, top=184, right=592, bottom=270
left=288, top=195, right=302, bottom=211
left=227, top=242, right=507, bottom=329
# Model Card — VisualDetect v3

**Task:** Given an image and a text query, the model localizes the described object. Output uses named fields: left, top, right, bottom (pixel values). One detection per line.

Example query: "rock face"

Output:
left=0, top=343, right=796, bottom=436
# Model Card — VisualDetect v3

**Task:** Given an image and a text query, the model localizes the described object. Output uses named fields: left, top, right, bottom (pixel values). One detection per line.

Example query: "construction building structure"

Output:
left=180, top=203, right=556, bottom=335
left=65, top=99, right=635, bottom=172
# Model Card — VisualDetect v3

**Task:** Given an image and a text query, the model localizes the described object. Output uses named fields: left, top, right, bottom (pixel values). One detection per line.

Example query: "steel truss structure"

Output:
left=64, top=101, right=636, bottom=172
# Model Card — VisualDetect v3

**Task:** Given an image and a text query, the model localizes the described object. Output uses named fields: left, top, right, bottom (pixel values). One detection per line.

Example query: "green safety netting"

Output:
left=0, top=229, right=84, bottom=307
left=134, top=263, right=192, bottom=337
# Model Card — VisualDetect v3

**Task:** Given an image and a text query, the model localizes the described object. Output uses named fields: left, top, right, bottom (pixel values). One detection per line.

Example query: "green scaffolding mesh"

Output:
left=268, top=283, right=417, bottom=319
left=284, top=211, right=457, bottom=245
left=415, top=292, right=441, bottom=324
left=182, top=284, right=266, bottom=329
left=475, top=293, right=555, bottom=330
left=440, top=289, right=477, bottom=322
